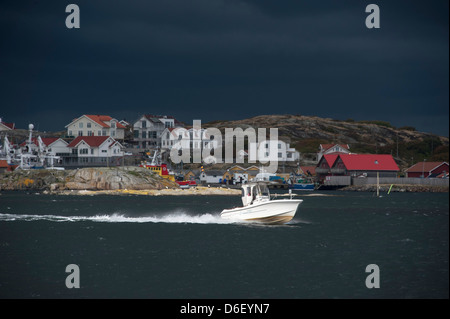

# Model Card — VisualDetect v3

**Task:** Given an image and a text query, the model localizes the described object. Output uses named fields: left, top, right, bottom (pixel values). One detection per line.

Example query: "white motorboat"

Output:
left=220, top=183, right=302, bottom=224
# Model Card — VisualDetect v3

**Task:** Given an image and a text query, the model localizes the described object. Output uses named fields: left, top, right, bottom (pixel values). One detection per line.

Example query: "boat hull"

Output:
left=220, top=199, right=302, bottom=224
left=290, top=183, right=315, bottom=190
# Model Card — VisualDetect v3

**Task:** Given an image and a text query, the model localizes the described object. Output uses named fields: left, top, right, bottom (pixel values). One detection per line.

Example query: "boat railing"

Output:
left=272, top=190, right=299, bottom=200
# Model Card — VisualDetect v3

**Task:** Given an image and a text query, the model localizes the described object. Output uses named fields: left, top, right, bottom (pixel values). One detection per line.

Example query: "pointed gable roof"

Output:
left=66, top=115, right=126, bottom=129
left=67, top=136, right=111, bottom=148
left=20, top=137, right=62, bottom=147
left=323, top=154, right=339, bottom=167
left=405, top=162, right=449, bottom=173
left=0, top=121, right=15, bottom=130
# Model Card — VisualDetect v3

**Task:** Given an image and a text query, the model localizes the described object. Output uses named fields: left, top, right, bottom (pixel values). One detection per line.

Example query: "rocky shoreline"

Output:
left=55, top=186, right=241, bottom=196
left=0, top=167, right=242, bottom=196
left=0, top=166, right=178, bottom=192
left=340, top=184, right=448, bottom=193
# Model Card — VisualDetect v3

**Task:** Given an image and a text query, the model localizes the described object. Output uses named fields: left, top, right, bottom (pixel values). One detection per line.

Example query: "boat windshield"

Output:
left=257, top=184, right=270, bottom=197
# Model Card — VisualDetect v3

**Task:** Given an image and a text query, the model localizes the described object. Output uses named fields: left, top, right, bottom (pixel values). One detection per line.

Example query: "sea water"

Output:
left=0, top=191, right=448, bottom=298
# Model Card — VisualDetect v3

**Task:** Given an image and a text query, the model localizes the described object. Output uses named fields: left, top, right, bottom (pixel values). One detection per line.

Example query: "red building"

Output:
left=316, top=154, right=399, bottom=182
left=405, top=162, right=449, bottom=178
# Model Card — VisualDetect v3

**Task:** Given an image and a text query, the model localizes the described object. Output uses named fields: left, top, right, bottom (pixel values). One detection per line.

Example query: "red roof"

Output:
left=406, top=162, right=448, bottom=173
left=0, top=122, right=15, bottom=130
left=323, top=154, right=339, bottom=167
left=83, top=115, right=126, bottom=129
left=339, top=154, right=399, bottom=171
left=0, top=160, right=8, bottom=168
left=67, top=136, right=111, bottom=148
left=300, top=166, right=316, bottom=176
left=20, top=137, right=60, bottom=147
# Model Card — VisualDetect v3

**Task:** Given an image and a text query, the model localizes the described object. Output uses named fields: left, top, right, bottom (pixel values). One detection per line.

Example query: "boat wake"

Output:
left=0, top=212, right=236, bottom=225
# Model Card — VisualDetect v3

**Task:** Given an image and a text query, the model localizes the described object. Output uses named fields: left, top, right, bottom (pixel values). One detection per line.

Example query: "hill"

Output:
left=204, top=114, right=449, bottom=169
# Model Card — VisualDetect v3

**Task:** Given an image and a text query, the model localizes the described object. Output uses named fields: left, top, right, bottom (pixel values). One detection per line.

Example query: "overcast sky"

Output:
left=0, top=1, right=448, bottom=136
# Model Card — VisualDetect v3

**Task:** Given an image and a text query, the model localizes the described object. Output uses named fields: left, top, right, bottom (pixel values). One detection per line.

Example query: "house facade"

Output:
left=199, top=170, right=225, bottom=184
left=249, top=140, right=300, bottom=163
left=65, top=115, right=126, bottom=140
left=161, top=127, right=220, bottom=163
left=65, top=136, right=124, bottom=166
left=405, top=162, right=449, bottom=178
left=133, top=114, right=182, bottom=149
left=316, top=154, right=399, bottom=182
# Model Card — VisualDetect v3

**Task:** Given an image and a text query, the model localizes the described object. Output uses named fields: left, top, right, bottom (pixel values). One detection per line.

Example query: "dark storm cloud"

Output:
left=0, top=0, right=448, bottom=136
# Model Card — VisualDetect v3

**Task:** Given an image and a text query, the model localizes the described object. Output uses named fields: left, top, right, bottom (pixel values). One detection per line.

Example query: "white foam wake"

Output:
left=0, top=212, right=235, bottom=224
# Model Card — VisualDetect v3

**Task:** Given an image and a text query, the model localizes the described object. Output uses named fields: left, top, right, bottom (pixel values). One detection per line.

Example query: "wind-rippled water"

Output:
left=0, top=191, right=448, bottom=298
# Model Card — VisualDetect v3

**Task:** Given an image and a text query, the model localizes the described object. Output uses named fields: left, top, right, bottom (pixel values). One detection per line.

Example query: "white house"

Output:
left=249, top=140, right=300, bottom=162
left=199, top=170, right=224, bottom=184
left=317, top=144, right=350, bottom=162
left=68, top=136, right=123, bottom=157
left=19, top=137, right=69, bottom=155
left=133, top=114, right=183, bottom=149
left=46, top=138, right=71, bottom=156
left=162, top=127, right=220, bottom=161
left=65, top=115, right=126, bottom=140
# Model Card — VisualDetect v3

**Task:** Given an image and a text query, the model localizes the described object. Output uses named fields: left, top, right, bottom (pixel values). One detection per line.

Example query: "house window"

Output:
left=87, top=122, right=91, bottom=128
left=278, top=152, right=282, bottom=158
left=111, top=131, right=115, bottom=137
left=88, top=131, right=93, bottom=136
left=166, top=132, right=170, bottom=139
left=102, top=150, right=107, bottom=153
left=91, top=149, right=94, bottom=155
left=111, top=122, right=116, bottom=129
left=134, top=130, right=139, bottom=138
left=102, top=130, right=107, bottom=136
left=80, top=148, right=88, bottom=154
left=142, top=131, right=147, bottom=139
left=287, top=153, right=292, bottom=158
left=79, top=123, right=83, bottom=128
left=142, top=121, right=146, bottom=128
left=69, top=130, right=72, bottom=137
left=265, top=143, right=269, bottom=148
left=278, top=143, right=281, bottom=149
left=78, top=131, right=83, bottom=136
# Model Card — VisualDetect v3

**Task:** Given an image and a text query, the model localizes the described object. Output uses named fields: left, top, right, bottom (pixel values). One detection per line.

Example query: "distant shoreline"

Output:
left=340, top=184, right=448, bottom=193
left=51, top=186, right=241, bottom=196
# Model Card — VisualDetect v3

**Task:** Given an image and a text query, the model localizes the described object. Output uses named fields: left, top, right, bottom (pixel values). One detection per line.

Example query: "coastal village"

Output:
left=0, top=114, right=448, bottom=192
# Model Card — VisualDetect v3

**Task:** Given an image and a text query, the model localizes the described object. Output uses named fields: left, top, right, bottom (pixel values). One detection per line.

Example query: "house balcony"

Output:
left=315, top=168, right=330, bottom=174
left=330, top=168, right=346, bottom=174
